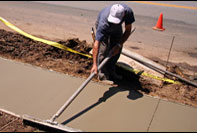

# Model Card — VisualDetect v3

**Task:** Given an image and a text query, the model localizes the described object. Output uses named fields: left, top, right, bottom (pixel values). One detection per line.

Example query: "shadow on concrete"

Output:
left=61, top=62, right=150, bottom=125
left=115, top=62, right=150, bottom=98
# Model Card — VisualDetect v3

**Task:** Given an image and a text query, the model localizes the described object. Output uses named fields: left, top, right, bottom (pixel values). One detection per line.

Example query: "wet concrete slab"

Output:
left=0, top=57, right=159, bottom=131
left=1, top=57, right=197, bottom=132
left=149, top=100, right=197, bottom=132
left=60, top=87, right=158, bottom=132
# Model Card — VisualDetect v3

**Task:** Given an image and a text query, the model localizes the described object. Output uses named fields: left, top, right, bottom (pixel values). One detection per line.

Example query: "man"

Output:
left=91, top=3, right=135, bottom=84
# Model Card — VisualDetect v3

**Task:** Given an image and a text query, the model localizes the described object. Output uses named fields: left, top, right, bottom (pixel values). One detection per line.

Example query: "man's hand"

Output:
left=91, top=64, right=98, bottom=74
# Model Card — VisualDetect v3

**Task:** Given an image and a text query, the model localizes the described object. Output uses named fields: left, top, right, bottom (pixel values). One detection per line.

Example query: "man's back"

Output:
left=95, top=3, right=135, bottom=42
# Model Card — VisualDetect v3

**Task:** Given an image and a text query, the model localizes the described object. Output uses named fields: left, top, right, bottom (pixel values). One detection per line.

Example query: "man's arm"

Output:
left=120, top=24, right=132, bottom=46
left=91, top=40, right=100, bottom=74
left=111, top=24, right=132, bottom=56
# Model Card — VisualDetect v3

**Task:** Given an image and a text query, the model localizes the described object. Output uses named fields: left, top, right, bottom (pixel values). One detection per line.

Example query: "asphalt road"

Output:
left=0, top=1, right=197, bottom=66
left=35, top=1, right=197, bottom=25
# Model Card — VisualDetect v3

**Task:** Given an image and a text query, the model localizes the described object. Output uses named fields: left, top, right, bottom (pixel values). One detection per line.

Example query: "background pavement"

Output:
left=0, top=1, right=197, bottom=66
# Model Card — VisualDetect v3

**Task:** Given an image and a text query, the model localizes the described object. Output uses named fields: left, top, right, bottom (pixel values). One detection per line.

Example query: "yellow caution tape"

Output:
left=0, top=17, right=92, bottom=58
left=116, top=63, right=180, bottom=84
left=0, top=16, right=180, bottom=84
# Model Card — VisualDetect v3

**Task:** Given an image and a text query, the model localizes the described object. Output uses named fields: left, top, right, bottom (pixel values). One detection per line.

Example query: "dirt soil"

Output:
left=0, top=29, right=197, bottom=131
left=0, top=110, right=36, bottom=132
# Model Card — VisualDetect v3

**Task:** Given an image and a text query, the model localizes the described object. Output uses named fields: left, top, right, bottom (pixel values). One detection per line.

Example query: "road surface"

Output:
left=0, top=1, right=197, bottom=67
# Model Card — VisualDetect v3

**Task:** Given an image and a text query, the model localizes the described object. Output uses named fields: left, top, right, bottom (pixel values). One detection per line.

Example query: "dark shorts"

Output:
left=95, top=21, right=123, bottom=79
left=97, top=34, right=122, bottom=79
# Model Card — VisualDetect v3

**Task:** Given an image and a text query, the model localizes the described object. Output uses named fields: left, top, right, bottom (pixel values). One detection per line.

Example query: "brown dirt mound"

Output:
left=0, top=29, right=197, bottom=131
left=0, top=110, right=36, bottom=132
left=0, top=29, right=93, bottom=78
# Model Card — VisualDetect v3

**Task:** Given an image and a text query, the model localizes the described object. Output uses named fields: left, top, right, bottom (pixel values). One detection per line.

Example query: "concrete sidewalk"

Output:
left=0, top=57, right=196, bottom=132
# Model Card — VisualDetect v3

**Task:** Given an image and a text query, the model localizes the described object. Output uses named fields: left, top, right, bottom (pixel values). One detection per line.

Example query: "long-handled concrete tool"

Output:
left=22, top=49, right=113, bottom=132
left=121, top=48, right=197, bottom=87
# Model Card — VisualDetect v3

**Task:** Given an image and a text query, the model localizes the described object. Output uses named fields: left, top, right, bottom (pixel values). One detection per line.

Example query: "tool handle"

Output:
left=122, top=49, right=197, bottom=88
left=50, top=55, right=111, bottom=122
left=91, top=27, right=96, bottom=43
left=49, top=27, right=135, bottom=122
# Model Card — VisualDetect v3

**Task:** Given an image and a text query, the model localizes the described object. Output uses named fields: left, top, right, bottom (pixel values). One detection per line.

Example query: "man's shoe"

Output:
left=99, top=79, right=114, bottom=85
left=98, top=73, right=115, bottom=85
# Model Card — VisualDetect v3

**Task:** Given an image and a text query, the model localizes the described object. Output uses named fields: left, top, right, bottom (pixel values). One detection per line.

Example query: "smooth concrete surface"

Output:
left=60, top=87, right=158, bottom=132
left=0, top=57, right=197, bottom=132
left=149, top=100, right=197, bottom=132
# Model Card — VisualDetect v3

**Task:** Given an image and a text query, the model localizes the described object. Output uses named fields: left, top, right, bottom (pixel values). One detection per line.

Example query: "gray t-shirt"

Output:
left=95, top=4, right=135, bottom=42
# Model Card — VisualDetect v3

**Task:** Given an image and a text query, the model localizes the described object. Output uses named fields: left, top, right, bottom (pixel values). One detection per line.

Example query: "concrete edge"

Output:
left=0, top=56, right=110, bottom=88
left=0, top=108, right=83, bottom=132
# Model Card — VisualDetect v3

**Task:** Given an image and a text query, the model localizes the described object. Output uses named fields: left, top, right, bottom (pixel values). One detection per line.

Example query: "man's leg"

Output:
left=97, top=37, right=109, bottom=77
left=97, top=37, right=115, bottom=84
left=106, top=48, right=123, bottom=80
left=98, top=40, right=109, bottom=80
left=106, top=36, right=123, bottom=81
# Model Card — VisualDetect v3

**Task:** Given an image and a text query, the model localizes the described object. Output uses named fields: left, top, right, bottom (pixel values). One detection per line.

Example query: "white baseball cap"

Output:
left=108, top=4, right=125, bottom=24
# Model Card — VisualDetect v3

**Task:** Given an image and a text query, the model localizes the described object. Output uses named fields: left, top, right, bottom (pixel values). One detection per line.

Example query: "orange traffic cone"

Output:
left=152, top=13, right=165, bottom=31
